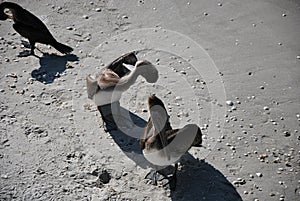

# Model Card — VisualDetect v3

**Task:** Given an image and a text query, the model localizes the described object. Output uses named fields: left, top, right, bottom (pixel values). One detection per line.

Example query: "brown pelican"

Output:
left=86, top=52, right=159, bottom=131
left=140, top=95, right=202, bottom=190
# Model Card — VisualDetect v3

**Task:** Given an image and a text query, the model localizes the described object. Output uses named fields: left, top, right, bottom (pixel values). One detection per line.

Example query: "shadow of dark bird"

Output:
left=31, top=53, right=78, bottom=84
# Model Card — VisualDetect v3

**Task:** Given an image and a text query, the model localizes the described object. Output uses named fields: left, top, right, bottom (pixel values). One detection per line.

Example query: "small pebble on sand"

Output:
left=256, top=172, right=263, bottom=177
left=283, top=131, right=291, bottom=137
left=269, top=192, right=275, bottom=196
left=1, top=174, right=8, bottom=179
left=175, top=96, right=182, bottom=101
left=226, top=100, right=234, bottom=106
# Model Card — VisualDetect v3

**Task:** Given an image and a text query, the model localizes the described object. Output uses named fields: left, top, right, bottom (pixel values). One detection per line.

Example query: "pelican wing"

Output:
left=166, top=124, right=202, bottom=155
left=150, top=105, right=170, bottom=159
left=140, top=118, right=153, bottom=149
left=107, top=51, right=137, bottom=77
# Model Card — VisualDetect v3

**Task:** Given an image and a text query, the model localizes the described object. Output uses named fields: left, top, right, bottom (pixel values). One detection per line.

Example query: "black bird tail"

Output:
left=51, top=41, right=73, bottom=54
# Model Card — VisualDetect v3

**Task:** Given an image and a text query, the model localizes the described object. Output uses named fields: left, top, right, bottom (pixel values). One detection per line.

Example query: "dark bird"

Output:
left=140, top=95, right=202, bottom=190
left=0, top=2, right=73, bottom=55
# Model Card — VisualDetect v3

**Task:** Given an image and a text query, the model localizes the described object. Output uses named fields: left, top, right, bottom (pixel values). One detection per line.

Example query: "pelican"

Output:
left=86, top=52, right=159, bottom=131
left=140, top=95, right=202, bottom=190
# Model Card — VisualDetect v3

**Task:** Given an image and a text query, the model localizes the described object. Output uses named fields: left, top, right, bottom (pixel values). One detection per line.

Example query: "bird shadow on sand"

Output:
left=170, top=155, right=243, bottom=201
left=104, top=106, right=243, bottom=201
left=30, top=52, right=78, bottom=84
left=106, top=106, right=151, bottom=169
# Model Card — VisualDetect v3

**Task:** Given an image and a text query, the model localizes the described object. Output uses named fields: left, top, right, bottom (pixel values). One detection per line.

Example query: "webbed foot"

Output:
left=145, top=164, right=178, bottom=191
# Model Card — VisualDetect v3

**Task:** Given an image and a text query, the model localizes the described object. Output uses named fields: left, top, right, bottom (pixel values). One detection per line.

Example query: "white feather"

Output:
left=93, top=90, right=123, bottom=106
left=123, top=63, right=135, bottom=71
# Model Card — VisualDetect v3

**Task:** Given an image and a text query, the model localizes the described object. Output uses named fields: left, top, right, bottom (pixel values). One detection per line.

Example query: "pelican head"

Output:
left=0, top=4, right=9, bottom=20
left=148, top=94, right=166, bottom=109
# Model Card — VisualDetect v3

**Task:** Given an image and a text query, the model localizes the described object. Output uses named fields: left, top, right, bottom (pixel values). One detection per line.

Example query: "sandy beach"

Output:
left=0, top=0, right=299, bottom=200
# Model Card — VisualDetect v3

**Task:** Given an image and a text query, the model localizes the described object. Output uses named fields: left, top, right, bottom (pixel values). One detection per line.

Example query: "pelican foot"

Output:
left=163, top=173, right=177, bottom=191
left=145, top=170, right=165, bottom=186
left=145, top=167, right=177, bottom=191
left=161, top=163, right=178, bottom=191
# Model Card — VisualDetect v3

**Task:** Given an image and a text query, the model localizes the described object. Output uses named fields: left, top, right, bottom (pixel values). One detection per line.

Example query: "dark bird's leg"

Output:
left=29, top=40, right=35, bottom=55
left=12, top=23, right=35, bottom=56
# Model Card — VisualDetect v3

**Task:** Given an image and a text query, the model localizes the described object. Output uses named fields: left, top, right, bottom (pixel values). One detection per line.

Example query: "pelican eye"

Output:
left=4, top=8, right=13, bottom=17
